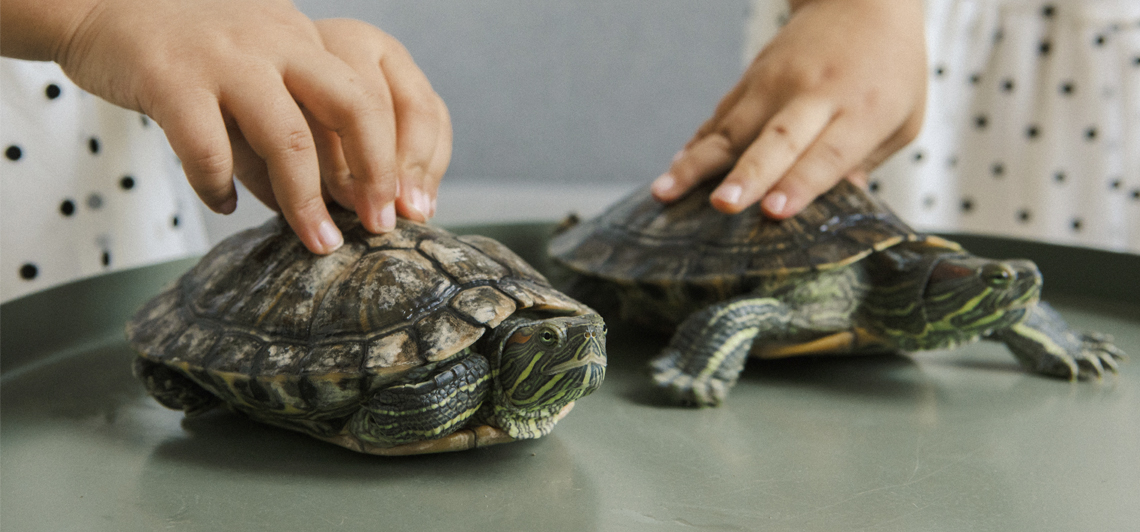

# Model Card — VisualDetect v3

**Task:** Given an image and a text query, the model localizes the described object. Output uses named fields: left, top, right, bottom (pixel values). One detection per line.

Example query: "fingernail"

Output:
left=413, top=189, right=431, bottom=220
left=317, top=219, right=343, bottom=252
left=380, top=201, right=396, bottom=231
left=672, top=149, right=685, bottom=162
left=651, top=173, right=676, bottom=197
left=763, top=191, right=788, bottom=216
left=713, top=184, right=743, bottom=206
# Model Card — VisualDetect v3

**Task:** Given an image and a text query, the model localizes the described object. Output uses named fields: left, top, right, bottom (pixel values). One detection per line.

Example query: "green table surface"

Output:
left=3, top=224, right=1137, bottom=532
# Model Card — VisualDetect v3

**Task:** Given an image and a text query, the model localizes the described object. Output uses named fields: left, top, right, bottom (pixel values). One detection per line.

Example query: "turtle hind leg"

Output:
left=132, top=357, right=220, bottom=416
left=987, top=302, right=1126, bottom=380
left=651, top=296, right=793, bottom=407
left=349, top=354, right=492, bottom=447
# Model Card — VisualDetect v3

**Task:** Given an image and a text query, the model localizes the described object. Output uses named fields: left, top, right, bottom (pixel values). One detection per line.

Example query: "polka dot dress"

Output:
left=1, top=59, right=208, bottom=303
left=747, top=0, right=1140, bottom=253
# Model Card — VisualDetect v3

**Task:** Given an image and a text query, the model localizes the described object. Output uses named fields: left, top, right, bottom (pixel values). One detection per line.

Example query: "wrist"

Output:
left=0, top=0, right=102, bottom=62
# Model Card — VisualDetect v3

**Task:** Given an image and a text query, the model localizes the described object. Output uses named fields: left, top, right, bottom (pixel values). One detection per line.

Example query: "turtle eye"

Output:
left=540, top=329, right=559, bottom=345
left=981, top=264, right=1014, bottom=287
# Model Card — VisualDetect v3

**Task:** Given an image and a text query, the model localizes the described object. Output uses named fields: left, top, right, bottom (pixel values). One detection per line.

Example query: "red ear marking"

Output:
left=929, top=261, right=974, bottom=284
left=506, top=333, right=533, bottom=346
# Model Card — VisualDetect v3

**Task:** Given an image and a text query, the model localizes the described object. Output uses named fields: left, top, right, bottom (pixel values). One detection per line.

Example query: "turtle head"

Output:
left=489, top=313, right=607, bottom=440
left=910, top=254, right=1042, bottom=348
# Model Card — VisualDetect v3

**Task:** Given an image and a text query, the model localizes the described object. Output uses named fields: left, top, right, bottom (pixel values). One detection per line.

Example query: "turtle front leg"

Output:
left=650, top=296, right=792, bottom=407
left=987, top=302, right=1125, bottom=380
left=348, top=353, right=492, bottom=447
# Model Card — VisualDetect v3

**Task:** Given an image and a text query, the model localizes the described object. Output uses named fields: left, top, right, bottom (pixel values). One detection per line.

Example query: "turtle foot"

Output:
left=1070, top=332, right=1126, bottom=380
left=649, top=350, right=732, bottom=407
left=1022, top=331, right=1126, bottom=381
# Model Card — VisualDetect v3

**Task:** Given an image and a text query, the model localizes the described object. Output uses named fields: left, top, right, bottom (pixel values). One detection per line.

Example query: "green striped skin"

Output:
left=348, top=352, right=492, bottom=446
left=651, top=296, right=790, bottom=406
left=480, top=314, right=607, bottom=440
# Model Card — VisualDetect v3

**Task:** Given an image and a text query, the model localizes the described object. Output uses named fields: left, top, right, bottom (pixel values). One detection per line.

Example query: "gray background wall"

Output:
left=297, top=0, right=748, bottom=183
left=204, top=1, right=751, bottom=240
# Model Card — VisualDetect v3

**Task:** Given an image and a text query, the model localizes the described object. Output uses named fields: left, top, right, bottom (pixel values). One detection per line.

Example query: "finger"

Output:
left=153, top=91, right=237, bottom=214
left=710, top=97, right=834, bottom=214
left=372, top=38, right=446, bottom=222
left=763, top=113, right=886, bottom=219
left=652, top=98, right=769, bottom=203
left=229, top=127, right=280, bottom=212
left=422, top=95, right=453, bottom=218
left=845, top=169, right=870, bottom=188
left=284, top=51, right=398, bottom=233
left=302, top=107, right=353, bottom=210
left=689, top=79, right=750, bottom=145
left=225, top=77, right=342, bottom=254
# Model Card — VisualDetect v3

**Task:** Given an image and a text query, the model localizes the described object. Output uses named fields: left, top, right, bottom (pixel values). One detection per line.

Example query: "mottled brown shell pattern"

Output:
left=550, top=179, right=936, bottom=285
left=127, top=210, right=589, bottom=414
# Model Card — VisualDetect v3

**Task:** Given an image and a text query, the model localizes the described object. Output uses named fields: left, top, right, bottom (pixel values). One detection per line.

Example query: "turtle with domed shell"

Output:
left=128, top=209, right=606, bottom=455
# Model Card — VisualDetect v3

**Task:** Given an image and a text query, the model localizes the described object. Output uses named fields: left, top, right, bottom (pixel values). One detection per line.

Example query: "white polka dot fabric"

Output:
left=747, top=0, right=1140, bottom=253
left=1, top=59, right=208, bottom=303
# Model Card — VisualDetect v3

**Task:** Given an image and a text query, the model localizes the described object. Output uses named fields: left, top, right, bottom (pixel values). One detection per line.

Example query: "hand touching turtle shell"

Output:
left=1, top=0, right=451, bottom=255
left=652, top=0, right=926, bottom=219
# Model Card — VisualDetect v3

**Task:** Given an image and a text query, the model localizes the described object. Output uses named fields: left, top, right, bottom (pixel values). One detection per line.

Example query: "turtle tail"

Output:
left=132, top=358, right=220, bottom=416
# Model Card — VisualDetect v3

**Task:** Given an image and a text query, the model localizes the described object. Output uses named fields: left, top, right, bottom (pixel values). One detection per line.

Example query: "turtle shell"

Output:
left=127, top=209, right=589, bottom=419
left=549, top=179, right=923, bottom=285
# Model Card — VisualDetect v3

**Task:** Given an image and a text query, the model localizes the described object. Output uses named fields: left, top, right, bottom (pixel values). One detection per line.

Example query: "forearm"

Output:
left=0, top=0, right=98, bottom=61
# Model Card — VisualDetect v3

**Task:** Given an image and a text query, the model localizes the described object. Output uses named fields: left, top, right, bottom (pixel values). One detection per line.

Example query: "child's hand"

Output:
left=652, top=0, right=926, bottom=218
left=32, top=0, right=451, bottom=254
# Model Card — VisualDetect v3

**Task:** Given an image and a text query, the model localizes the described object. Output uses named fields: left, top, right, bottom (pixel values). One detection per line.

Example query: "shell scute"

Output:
left=419, top=237, right=510, bottom=284
left=205, top=334, right=265, bottom=373
left=364, top=329, right=420, bottom=372
left=458, top=235, right=547, bottom=282
left=415, top=311, right=485, bottom=362
left=310, top=248, right=451, bottom=337
left=163, top=322, right=220, bottom=367
left=258, top=343, right=310, bottom=375
left=451, top=286, right=517, bottom=327
left=302, top=341, right=365, bottom=375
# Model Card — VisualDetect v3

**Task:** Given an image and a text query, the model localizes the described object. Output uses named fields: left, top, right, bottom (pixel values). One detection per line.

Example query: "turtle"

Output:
left=548, top=178, right=1124, bottom=407
left=127, top=209, right=606, bottom=455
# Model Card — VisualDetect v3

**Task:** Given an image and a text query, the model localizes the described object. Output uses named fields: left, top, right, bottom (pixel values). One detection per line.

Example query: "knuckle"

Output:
left=184, top=149, right=233, bottom=182
left=279, top=128, right=316, bottom=158
left=732, top=158, right=763, bottom=181
left=707, top=130, right=740, bottom=155
left=815, top=140, right=846, bottom=168
left=766, top=122, right=802, bottom=154
left=285, top=193, right=328, bottom=222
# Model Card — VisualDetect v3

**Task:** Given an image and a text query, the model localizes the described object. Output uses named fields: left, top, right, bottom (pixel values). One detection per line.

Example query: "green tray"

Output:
left=3, top=225, right=1137, bottom=531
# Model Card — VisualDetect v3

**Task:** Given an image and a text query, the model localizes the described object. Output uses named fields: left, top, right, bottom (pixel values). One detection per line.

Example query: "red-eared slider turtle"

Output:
left=549, top=179, right=1123, bottom=407
left=128, top=210, right=606, bottom=455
